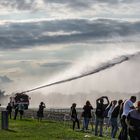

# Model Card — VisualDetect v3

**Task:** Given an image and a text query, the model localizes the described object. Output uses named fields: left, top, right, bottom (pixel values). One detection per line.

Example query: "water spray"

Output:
left=18, top=51, right=140, bottom=94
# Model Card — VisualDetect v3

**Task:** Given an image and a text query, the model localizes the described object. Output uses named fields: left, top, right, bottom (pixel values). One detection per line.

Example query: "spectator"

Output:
left=106, top=100, right=117, bottom=136
left=119, top=96, right=136, bottom=140
left=126, top=101, right=140, bottom=140
left=14, top=103, right=19, bottom=120
left=95, top=96, right=109, bottom=137
left=104, top=101, right=113, bottom=136
left=119, top=100, right=125, bottom=119
left=110, top=99, right=123, bottom=139
left=18, top=102, right=24, bottom=120
left=6, top=103, right=12, bottom=119
left=108, top=100, right=117, bottom=120
left=37, top=102, right=46, bottom=121
left=70, top=103, right=80, bottom=130
left=82, top=100, right=93, bottom=130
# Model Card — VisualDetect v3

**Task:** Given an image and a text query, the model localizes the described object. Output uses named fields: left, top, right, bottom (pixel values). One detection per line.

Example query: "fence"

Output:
left=0, top=107, right=113, bottom=129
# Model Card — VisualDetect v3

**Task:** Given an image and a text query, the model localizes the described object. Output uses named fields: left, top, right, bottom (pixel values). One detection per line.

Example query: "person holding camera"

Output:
left=82, top=100, right=93, bottom=131
left=37, top=102, right=46, bottom=121
left=95, top=96, right=109, bottom=137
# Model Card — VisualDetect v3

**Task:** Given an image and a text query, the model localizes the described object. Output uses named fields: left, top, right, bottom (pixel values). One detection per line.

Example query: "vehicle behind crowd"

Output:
left=10, top=92, right=30, bottom=110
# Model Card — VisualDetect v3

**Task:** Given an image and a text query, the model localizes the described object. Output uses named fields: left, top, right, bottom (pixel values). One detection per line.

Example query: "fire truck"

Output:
left=10, top=92, right=30, bottom=110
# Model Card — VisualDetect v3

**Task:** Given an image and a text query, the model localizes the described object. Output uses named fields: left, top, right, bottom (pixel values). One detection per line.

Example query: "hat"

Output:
left=137, top=101, right=140, bottom=107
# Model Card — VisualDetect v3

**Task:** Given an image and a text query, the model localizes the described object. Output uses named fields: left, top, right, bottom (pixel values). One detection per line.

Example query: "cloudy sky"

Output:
left=0, top=0, right=140, bottom=100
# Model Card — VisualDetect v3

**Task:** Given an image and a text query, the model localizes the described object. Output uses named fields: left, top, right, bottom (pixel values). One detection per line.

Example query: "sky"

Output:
left=0, top=0, right=140, bottom=106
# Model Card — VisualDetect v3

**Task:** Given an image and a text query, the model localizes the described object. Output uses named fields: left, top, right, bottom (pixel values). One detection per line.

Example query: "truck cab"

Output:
left=10, top=93, right=30, bottom=110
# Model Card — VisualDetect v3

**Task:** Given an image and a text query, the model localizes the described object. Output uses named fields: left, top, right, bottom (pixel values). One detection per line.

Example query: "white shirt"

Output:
left=122, top=99, right=134, bottom=117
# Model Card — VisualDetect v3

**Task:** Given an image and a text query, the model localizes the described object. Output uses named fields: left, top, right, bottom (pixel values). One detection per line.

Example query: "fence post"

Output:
left=1, top=111, right=9, bottom=129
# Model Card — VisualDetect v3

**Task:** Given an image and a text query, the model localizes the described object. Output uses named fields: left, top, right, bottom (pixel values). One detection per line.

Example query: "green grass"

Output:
left=0, top=118, right=110, bottom=140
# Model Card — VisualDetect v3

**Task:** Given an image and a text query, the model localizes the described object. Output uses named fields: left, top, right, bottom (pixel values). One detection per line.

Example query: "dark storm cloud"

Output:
left=45, top=0, right=92, bottom=10
left=0, top=0, right=96, bottom=11
left=46, top=0, right=140, bottom=9
left=0, top=0, right=139, bottom=11
left=0, top=19, right=140, bottom=49
left=0, top=0, right=35, bottom=10
left=40, top=62, right=71, bottom=68
left=46, top=0, right=139, bottom=5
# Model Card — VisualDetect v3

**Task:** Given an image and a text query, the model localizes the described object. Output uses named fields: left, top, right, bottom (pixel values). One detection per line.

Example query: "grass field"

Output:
left=0, top=118, right=111, bottom=140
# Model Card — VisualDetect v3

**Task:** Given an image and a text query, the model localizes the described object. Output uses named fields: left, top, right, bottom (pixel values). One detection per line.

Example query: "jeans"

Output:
left=111, top=117, right=118, bottom=138
left=118, top=115, right=128, bottom=140
left=83, top=117, right=90, bottom=130
left=95, top=116, right=104, bottom=136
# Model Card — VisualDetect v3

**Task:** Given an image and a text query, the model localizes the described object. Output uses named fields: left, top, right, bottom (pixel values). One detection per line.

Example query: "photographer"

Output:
left=82, top=100, right=93, bottom=131
left=37, top=102, right=46, bottom=122
left=95, top=96, right=109, bottom=137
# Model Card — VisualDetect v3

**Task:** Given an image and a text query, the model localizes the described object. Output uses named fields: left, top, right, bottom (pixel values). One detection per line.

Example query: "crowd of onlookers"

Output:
left=1, top=95, right=140, bottom=140
left=5, top=101, right=46, bottom=121
left=70, top=96, right=140, bottom=140
left=6, top=100, right=26, bottom=120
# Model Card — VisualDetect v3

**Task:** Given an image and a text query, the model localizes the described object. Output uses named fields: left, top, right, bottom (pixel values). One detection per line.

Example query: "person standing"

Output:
left=126, top=101, right=140, bottom=140
left=37, top=102, right=46, bottom=122
left=18, top=102, right=24, bottom=120
left=110, top=99, right=123, bottom=139
left=14, top=103, right=19, bottom=120
left=82, top=100, right=93, bottom=130
left=119, top=96, right=136, bottom=140
left=95, top=96, right=109, bottom=137
left=70, top=103, right=80, bottom=130
left=6, top=103, right=13, bottom=119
